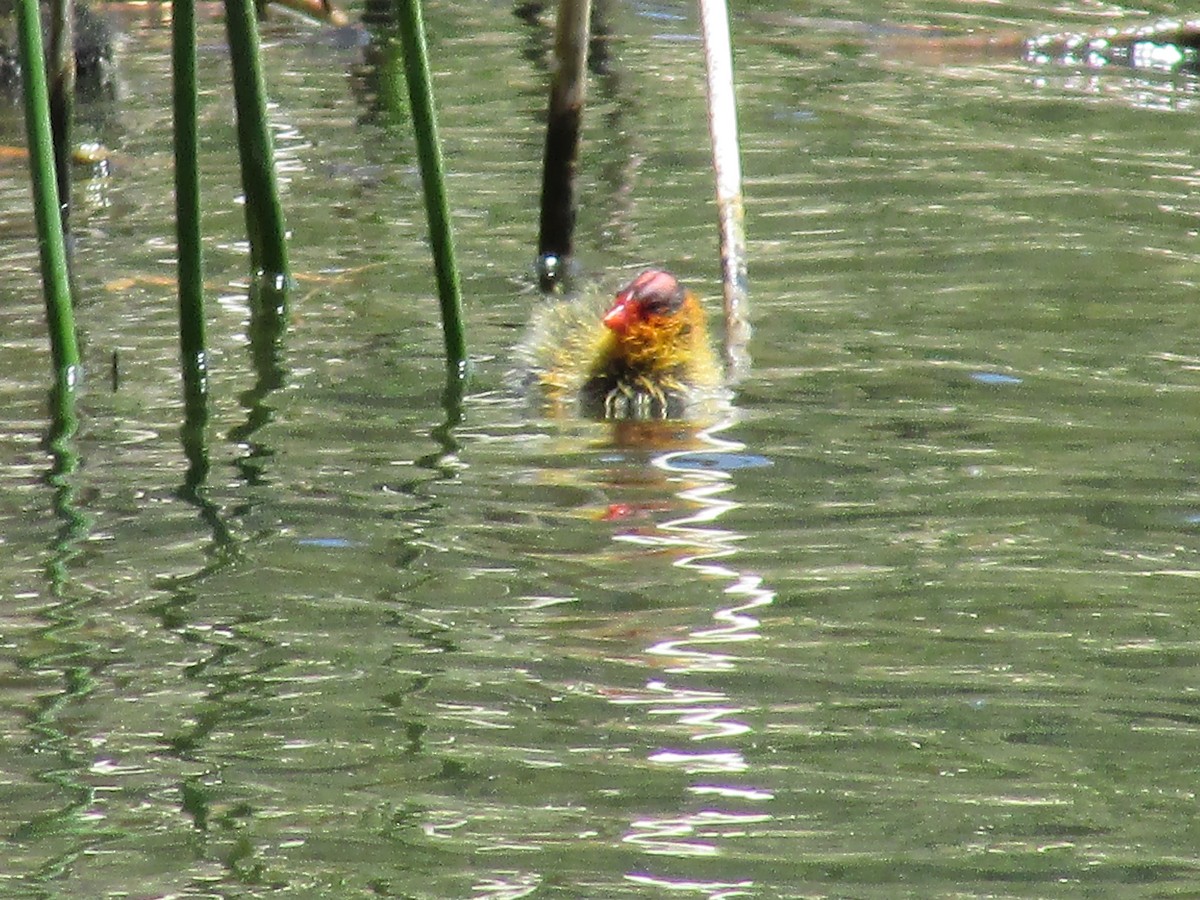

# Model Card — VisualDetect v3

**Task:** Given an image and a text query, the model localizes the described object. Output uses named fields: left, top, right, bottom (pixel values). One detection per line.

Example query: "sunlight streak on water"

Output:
left=624, top=810, right=772, bottom=857
left=647, top=750, right=749, bottom=773
left=611, top=420, right=777, bottom=674
left=609, top=680, right=751, bottom=741
left=626, top=872, right=754, bottom=899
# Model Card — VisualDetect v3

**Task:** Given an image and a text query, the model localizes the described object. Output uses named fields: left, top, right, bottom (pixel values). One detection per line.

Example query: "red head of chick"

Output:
left=514, top=269, right=724, bottom=420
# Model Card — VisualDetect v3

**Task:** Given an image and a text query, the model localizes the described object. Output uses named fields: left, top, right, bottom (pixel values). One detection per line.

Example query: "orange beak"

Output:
left=602, top=295, right=637, bottom=333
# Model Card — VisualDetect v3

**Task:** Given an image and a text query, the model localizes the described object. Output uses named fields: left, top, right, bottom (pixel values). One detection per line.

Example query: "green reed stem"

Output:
left=393, top=0, right=467, bottom=379
left=173, top=0, right=207, bottom=409
left=17, top=0, right=80, bottom=386
left=223, top=0, right=290, bottom=281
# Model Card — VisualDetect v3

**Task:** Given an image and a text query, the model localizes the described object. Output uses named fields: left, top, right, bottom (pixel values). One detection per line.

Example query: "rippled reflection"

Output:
left=6, top=0, right=1200, bottom=894
left=592, top=418, right=778, bottom=889
left=616, top=420, right=776, bottom=675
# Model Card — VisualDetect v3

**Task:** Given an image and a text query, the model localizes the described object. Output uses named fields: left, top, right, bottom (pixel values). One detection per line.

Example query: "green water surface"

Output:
left=2, top=0, right=1200, bottom=896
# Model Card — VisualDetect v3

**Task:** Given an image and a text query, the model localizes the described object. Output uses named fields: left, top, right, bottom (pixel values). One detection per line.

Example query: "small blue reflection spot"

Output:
left=669, top=452, right=774, bottom=471
left=772, top=108, right=818, bottom=123
left=970, top=372, right=1023, bottom=386
left=297, top=537, right=359, bottom=549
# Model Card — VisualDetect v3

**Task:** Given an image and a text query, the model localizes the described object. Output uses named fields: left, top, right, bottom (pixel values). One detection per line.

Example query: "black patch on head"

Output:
left=632, top=279, right=686, bottom=317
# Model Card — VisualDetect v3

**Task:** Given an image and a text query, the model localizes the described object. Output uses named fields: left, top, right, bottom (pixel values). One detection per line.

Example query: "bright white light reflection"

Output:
left=614, top=417, right=775, bottom=676
left=1131, top=40, right=1186, bottom=70
left=622, top=818, right=717, bottom=857
left=605, top=680, right=748, bottom=740
left=667, top=706, right=751, bottom=740
left=515, top=595, right=577, bottom=610
left=471, top=871, right=541, bottom=899
left=435, top=703, right=513, bottom=729
left=606, top=416, right=776, bottom=875
left=689, top=784, right=774, bottom=801
left=608, top=681, right=725, bottom=706
left=624, top=810, right=772, bottom=857
left=648, top=750, right=747, bottom=773
left=625, top=872, right=754, bottom=899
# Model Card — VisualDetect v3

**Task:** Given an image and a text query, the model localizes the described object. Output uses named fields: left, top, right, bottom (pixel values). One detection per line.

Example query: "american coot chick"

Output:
left=515, top=269, right=724, bottom=420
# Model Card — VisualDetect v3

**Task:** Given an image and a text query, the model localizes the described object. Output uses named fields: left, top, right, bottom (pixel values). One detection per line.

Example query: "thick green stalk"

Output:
left=393, top=0, right=467, bottom=379
left=17, top=0, right=80, bottom=385
left=223, top=0, right=290, bottom=281
left=173, top=0, right=207, bottom=409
